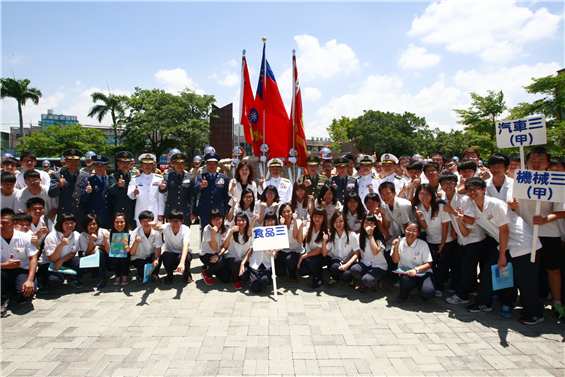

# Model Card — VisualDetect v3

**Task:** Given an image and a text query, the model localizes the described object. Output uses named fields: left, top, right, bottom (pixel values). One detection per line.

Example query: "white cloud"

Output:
left=303, top=87, right=322, bottom=102
left=399, top=44, right=441, bottom=69
left=226, top=59, right=238, bottom=67
left=408, top=1, right=562, bottom=63
left=218, top=72, right=239, bottom=87
left=155, top=68, right=203, bottom=94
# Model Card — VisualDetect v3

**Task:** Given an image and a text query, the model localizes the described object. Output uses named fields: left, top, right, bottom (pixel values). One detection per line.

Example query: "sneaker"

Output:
left=310, top=279, right=323, bottom=289
left=349, top=280, right=355, bottom=289
left=164, top=275, right=173, bottom=285
left=326, top=279, right=338, bottom=288
left=435, top=290, right=443, bottom=298
left=201, top=271, right=214, bottom=285
left=1, top=300, right=9, bottom=317
left=97, top=280, right=107, bottom=290
left=446, top=294, right=469, bottom=305
left=358, top=283, right=366, bottom=293
left=69, top=278, right=84, bottom=289
left=373, top=282, right=382, bottom=293
left=466, top=303, right=493, bottom=313
left=121, top=276, right=129, bottom=286
left=395, top=295, right=408, bottom=304
left=500, top=305, right=513, bottom=318
left=151, top=275, right=162, bottom=284
left=113, top=276, right=122, bottom=286
left=519, top=315, right=544, bottom=325
left=37, top=284, right=49, bottom=294
left=234, top=281, right=242, bottom=289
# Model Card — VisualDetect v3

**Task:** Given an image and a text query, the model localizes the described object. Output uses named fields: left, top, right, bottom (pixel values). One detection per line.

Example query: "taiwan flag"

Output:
left=255, top=43, right=290, bottom=159
left=239, top=54, right=258, bottom=150
left=290, top=54, right=307, bottom=168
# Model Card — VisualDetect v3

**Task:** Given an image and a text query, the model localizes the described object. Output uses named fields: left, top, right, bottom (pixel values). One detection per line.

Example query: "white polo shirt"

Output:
left=440, top=192, right=486, bottom=246
left=162, top=223, right=191, bottom=254
left=249, top=249, right=272, bottom=269
left=326, top=231, right=359, bottom=261
left=41, top=230, right=80, bottom=265
left=1, top=229, right=38, bottom=270
left=485, top=176, right=513, bottom=202
left=417, top=203, right=453, bottom=245
left=78, top=228, right=108, bottom=252
left=346, top=212, right=362, bottom=232
left=359, top=237, right=388, bottom=270
left=227, top=233, right=253, bottom=259
left=281, top=219, right=304, bottom=254
left=294, top=200, right=310, bottom=221
left=385, top=197, right=415, bottom=229
left=200, top=224, right=229, bottom=255
left=515, top=199, right=563, bottom=238
left=128, top=226, right=163, bottom=261
left=15, top=169, right=51, bottom=190
left=397, top=237, right=433, bottom=272
left=317, top=200, right=342, bottom=223
left=1, top=189, right=20, bottom=211
left=233, top=202, right=259, bottom=225
left=30, top=216, right=53, bottom=245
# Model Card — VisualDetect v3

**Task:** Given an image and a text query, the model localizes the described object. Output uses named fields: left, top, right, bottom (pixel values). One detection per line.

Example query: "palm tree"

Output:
left=88, top=92, right=126, bottom=146
left=1, top=78, right=42, bottom=146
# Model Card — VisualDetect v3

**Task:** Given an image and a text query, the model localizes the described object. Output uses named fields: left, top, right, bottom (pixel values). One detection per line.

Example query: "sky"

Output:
left=2, top=1, right=564, bottom=142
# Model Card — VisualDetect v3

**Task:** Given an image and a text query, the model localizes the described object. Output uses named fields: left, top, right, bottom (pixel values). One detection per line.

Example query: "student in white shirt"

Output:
left=219, top=212, right=257, bottom=289
left=78, top=214, right=110, bottom=290
left=351, top=213, right=388, bottom=293
left=257, top=185, right=280, bottom=224
left=276, top=203, right=306, bottom=284
left=391, top=222, right=435, bottom=303
left=314, top=185, right=342, bottom=224
left=290, top=182, right=312, bottom=221
left=298, top=207, right=329, bottom=289
left=25, top=198, right=52, bottom=249
left=157, top=209, right=192, bottom=284
left=1, top=208, right=38, bottom=315
left=1, top=172, right=20, bottom=211
left=485, top=154, right=513, bottom=201
left=228, top=161, right=258, bottom=206
left=322, top=210, right=360, bottom=287
left=465, top=177, right=544, bottom=325
left=343, top=192, right=364, bottom=233
left=104, top=213, right=132, bottom=286
left=379, top=181, right=415, bottom=232
left=200, top=209, right=231, bottom=285
left=227, top=188, right=259, bottom=225
left=128, top=211, right=162, bottom=285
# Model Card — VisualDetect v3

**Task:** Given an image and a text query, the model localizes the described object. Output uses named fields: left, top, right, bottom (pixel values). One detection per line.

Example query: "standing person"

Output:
left=109, top=151, right=138, bottom=229
left=48, top=149, right=90, bottom=231
left=42, top=160, right=54, bottom=176
left=462, top=147, right=490, bottom=180
left=465, top=177, right=545, bottom=324
left=15, top=170, right=57, bottom=220
left=290, top=182, right=312, bottom=221
left=219, top=212, right=255, bottom=289
left=128, top=210, right=162, bottom=284
left=15, top=151, right=51, bottom=189
left=380, top=154, right=404, bottom=194
left=298, top=207, right=330, bottom=288
left=193, top=153, right=230, bottom=231
left=127, top=153, right=165, bottom=227
left=259, top=158, right=292, bottom=204
left=507, top=147, right=565, bottom=320
left=189, top=155, right=203, bottom=177
left=330, top=157, right=359, bottom=205
left=430, top=152, right=447, bottom=172
left=402, top=160, right=425, bottom=201
left=1, top=172, right=20, bottom=211
left=275, top=203, right=306, bottom=284
left=423, top=162, right=441, bottom=194
left=391, top=222, right=435, bottom=303
left=321, top=159, right=334, bottom=180
left=507, top=153, right=522, bottom=179
left=228, top=161, right=258, bottom=205
left=1, top=208, right=39, bottom=316
left=159, top=152, right=196, bottom=226
left=199, top=209, right=231, bottom=285
left=79, top=151, right=96, bottom=175
left=80, top=155, right=113, bottom=230
left=485, top=154, right=513, bottom=201
left=298, top=155, right=328, bottom=199
left=357, top=155, right=380, bottom=206
left=1, top=157, right=20, bottom=175
left=456, top=160, right=478, bottom=195
left=344, top=154, right=357, bottom=178
left=397, top=155, right=412, bottom=184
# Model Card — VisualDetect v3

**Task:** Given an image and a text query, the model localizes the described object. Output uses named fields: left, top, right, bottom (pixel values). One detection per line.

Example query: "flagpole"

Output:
left=262, top=37, right=267, bottom=177
left=292, top=49, right=297, bottom=182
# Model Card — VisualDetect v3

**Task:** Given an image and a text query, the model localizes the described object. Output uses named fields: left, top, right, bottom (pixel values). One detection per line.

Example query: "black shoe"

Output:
left=466, top=303, right=493, bottom=313
left=183, top=273, right=193, bottom=283
left=310, top=278, right=323, bottom=289
left=164, top=275, right=173, bottom=285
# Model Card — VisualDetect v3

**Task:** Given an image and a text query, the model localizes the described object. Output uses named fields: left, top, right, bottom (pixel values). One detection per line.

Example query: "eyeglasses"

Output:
left=418, top=192, right=431, bottom=197
left=466, top=187, right=482, bottom=193
left=441, top=182, right=456, bottom=186
left=425, top=170, right=438, bottom=174
left=405, top=228, right=419, bottom=234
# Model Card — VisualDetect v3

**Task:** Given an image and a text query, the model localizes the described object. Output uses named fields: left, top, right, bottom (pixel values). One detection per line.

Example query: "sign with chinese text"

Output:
left=513, top=170, right=565, bottom=203
left=252, top=226, right=289, bottom=251
left=496, top=115, right=546, bottom=149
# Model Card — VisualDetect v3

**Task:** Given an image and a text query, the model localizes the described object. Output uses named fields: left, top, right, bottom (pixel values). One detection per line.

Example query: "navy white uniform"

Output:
left=127, top=173, right=165, bottom=227
left=380, top=173, right=404, bottom=195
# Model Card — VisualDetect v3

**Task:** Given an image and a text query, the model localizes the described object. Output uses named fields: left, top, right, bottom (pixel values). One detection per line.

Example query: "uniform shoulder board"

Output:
left=154, top=173, right=163, bottom=178
left=281, top=178, right=290, bottom=182
left=130, top=172, right=139, bottom=178
left=355, top=176, right=360, bottom=179
left=395, top=175, right=402, bottom=179
left=372, top=176, right=379, bottom=179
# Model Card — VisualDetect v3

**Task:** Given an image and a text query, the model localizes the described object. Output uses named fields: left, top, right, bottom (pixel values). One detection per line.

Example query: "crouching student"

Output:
left=1, top=209, right=38, bottom=316
left=276, top=203, right=306, bottom=284
left=351, top=213, right=388, bottom=293
left=322, top=210, right=360, bottom=288
left=78, top=214, right=111, bottom=290
left=391, top=222, right=435, bottom=303
left=200, top=209, right=230, bottom=285
left=240, top=212, right=278, bottom=293
left=219, top=212, right=257, bottom=289
left=105, top=213, right=132, bottom=286
left=129, top=211, right=162, bottom=284
left=464, top=177, right=544, bottom=325
left=26, top=197, right=53, bottom=250
left=298, top=207, right=330, bottom=289
left=158, top=209, right=192, bottom=284
left=39, top=213, right=83, bottom=290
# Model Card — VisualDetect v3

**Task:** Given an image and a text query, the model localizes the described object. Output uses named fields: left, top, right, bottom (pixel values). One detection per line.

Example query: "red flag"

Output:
left=239, top=54, right=259, bottom=150
left=255, top=42, right=290, bottom=159
left=290, top=54, right=307, bottom=168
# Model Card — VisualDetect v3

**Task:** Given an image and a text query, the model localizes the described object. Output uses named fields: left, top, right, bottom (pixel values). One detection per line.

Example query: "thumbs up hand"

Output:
left=118, top=175, right=125, bottom=187
left=415, top=206, right=423, bottom=219
left=508, top=197, right=519, bottom=210
left=160, top=179, right=167, bottom=190
left=200, top=176, right=208, bottom=188
left=134, top=185, right=140, bottom=196
left=86, top=181, right=92, bottom=194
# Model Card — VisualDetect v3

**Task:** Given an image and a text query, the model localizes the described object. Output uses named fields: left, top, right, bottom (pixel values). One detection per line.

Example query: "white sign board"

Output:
left=252, top=226, right=289, bottom=251
left=512, top=170, right=565, bottom=203
left=496, top=115, right=547, bottom=149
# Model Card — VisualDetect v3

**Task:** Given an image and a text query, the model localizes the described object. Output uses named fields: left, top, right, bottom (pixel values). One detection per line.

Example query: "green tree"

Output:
left=17, top=124, right=108, bottom=157
left=87, top=92, right=128, bottom=146
left=1, top=78, right=42, bottom=146
left=327, top=116, right=352, bottom=152
left=453, top=90, right=507, bottom=155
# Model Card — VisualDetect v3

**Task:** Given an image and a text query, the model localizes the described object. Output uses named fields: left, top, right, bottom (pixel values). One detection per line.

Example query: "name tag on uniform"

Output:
left=152, top=182, right=159, bottom=186
left=347, top=183, right=355, bottom=188
left=280, top=184, right=287, bottom=189
left=182, top=179, right=191, bottom=184
left=318, top=182, right=325, bottom=186
left=138, top=183, right=143, bottom=186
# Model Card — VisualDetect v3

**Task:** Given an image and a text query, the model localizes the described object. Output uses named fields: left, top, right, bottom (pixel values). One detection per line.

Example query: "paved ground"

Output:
left=1, top=225, right=564, bottom=377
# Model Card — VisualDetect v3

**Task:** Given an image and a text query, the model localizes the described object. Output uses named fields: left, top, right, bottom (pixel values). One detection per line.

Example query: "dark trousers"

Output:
left=537, top=236, right=563, bottom=298
left=249, top=264, right=272, bottom=293
left=383, top=248, right=399, bottom=282
left=80, top=249, right=111, bottom=281
left=299, top=254, right=330, bottom=281
left=110, top=256, right=129, bottom=278
left=131, top=254, right=161, bottom=279
left=160, top=251, right=191, bottom=277
left=329, top=259, right=354, bottom=282
left=455, top=239, right=486, bottom=300
left=37, top=263, right=64, bottom=288
left=429, top=240, right=457, bottom=290
left=399, top=272, right=436, bottom=300
left=476, top=249, right=543, bottom=318
left=275, top=251, right=301, bottom=279
left=1, top=268, right=37, bottom=303
left=200, top=254, right=231, bottom=283
left=225, top=255, right=250, bottom=282
left=350, top=263, right=386, bottom=288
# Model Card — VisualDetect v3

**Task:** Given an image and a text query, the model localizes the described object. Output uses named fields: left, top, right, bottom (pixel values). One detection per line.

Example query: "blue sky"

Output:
left=2, top=1, right=563, bottom=141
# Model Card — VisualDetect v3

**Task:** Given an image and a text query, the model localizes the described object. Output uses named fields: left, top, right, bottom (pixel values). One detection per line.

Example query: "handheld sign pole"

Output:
left=531, top=200, right=541, bottom=263
left=271, top=254, right=278, bottom=301
left=253, top=225, right=289, bottom=302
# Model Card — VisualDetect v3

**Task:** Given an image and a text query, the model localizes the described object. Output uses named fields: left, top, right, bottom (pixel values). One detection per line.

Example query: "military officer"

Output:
left=159, top=152, right=196, bottom=225
left=127, top=153, right=165, bottom=227
left=298, top=155, right=328, bottom=199
left=80, top=155, right=113, bottom=229
left=259, top=158, right=292, bottom=204
left=193, top=153, right=230, bottom=230
left=380, top=153, right=404, bottom=194
left=357, top=155, right=381, bottom=206
left=48, top=149, right=90, bottom=231
left=330, top=156, right=359, bottom=204
left=109, top=151, right=138, bottom=229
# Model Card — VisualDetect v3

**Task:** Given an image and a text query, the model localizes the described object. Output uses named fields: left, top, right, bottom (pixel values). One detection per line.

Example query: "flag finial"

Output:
left=262, top=37, right=266, bottom=42
left=292, top=49, right=296, bottom=56
left=243, top=49, right=246, bottom=56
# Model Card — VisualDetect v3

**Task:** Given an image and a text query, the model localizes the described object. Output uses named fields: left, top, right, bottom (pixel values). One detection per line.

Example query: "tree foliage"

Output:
left=17, top=124, right=108, bottom=157
left=87, top=92, right=128, bottom=146
left=327, top=116, right=352, bottom=152
left=1, top=78, right=42, bottom=142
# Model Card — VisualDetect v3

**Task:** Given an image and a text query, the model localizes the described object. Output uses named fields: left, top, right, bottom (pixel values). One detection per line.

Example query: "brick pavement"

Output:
left=1, top=225, right=564, bottom=376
